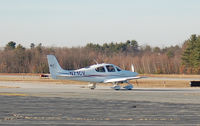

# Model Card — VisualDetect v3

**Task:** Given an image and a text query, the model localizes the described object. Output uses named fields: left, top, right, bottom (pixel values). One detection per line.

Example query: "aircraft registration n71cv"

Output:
left=47, top=55, right=144, bottom=90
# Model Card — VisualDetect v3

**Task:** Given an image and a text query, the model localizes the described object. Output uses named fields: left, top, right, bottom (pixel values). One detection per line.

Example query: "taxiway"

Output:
left=0, top=81, right=200, bottom=125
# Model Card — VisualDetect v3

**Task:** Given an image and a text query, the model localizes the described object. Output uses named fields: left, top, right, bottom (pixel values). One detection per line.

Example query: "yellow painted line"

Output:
left=0, top=93, right=28, bottom=96
left=0, top=86, right=20, bottom=89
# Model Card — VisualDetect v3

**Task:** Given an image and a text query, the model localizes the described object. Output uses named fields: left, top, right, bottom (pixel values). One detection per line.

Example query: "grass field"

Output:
left=141, top=74, right=200, bottom=78
left=131, top=80, right=190, bottom=88
left=0, top=73, right=199, bottom=88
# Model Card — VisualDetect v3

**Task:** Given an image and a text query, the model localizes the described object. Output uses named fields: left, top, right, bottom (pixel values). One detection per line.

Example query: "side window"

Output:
left=95, top=66, right=105, bottom=72
left=116, top=67, right=121, bottom=72
left=106, top=65, right=115, bottom=72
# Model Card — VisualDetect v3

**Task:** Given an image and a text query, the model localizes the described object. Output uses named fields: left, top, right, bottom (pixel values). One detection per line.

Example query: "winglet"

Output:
left=131, top=64, right=135, bottom=72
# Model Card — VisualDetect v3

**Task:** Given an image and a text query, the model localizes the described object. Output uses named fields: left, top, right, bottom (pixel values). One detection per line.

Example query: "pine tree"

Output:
left=181, top=34, right=200, bottom=73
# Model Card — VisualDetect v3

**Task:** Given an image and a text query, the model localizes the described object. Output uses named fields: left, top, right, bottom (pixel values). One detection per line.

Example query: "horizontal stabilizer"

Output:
left=56, top=74, right=80, bottom=77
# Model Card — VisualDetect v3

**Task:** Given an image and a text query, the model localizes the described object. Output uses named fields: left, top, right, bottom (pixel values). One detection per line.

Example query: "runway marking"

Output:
left=0, top=86, right=20, bottom=88
left=0, top=93, right=27, bottom=96
left=1, top=114, right=179, bottom=122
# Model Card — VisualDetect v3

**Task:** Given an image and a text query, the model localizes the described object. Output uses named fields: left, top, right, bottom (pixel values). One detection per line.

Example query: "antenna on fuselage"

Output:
left=94, top=59, right=99, bottom=64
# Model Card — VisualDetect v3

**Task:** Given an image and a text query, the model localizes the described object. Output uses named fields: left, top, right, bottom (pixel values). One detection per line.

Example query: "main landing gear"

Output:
left=111, top=81, right=133, bottom=90
left=87, top=82, right=133, bottom=90
left=88, top=83, right=96, bottom=90
left=111, top=83, right=121, bottom=90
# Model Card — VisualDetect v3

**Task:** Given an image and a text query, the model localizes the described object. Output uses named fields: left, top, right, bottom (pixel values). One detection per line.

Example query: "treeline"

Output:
left=86, top=41, right=182, bottom=74
left=0, top=34, right=199, bottom=74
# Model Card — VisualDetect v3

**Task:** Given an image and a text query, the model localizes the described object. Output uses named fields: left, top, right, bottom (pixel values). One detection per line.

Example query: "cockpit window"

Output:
left=116, top=67, right=121, bottom=71
left=95, top=66, right=105, bottom=72
left=106, top=65, right=115, bottom=72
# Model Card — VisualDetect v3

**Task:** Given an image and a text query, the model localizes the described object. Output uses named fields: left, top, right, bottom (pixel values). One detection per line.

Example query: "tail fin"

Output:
left=47, top=55, right=65, bottom=79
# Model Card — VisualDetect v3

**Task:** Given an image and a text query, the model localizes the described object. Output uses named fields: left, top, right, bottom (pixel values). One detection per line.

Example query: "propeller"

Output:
left=131, top=64, right=135, bottom=72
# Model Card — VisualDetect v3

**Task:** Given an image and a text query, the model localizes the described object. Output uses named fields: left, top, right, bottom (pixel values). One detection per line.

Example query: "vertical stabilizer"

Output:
left=47, top=55, right=65, bottom=79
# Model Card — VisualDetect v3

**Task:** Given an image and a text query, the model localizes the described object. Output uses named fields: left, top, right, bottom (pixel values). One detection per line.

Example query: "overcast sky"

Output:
left=0, top=0, right=200, bottom=48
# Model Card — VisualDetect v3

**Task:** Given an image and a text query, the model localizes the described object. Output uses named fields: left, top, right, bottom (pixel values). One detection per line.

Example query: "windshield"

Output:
left=116, top=67, right=122, bottom=71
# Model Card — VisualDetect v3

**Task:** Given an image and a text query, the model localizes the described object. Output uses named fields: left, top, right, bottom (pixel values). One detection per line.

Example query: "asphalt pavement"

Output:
left=0, top=81, right=200, bottom=125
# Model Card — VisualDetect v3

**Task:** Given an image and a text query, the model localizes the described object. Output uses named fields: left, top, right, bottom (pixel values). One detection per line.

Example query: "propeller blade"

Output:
left=131, top=64, right=135, bottom=72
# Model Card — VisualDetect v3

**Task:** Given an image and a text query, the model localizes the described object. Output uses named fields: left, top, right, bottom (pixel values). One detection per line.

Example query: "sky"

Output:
left=0, top=0, right=200, bottom=48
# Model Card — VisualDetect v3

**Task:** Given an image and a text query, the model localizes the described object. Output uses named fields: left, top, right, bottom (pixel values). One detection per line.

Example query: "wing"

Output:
left=104, top=76, right=144, bottom=83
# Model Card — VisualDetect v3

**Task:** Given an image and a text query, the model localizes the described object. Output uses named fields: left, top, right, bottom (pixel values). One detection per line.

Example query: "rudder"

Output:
left=47, top=55, right=64, bottom=79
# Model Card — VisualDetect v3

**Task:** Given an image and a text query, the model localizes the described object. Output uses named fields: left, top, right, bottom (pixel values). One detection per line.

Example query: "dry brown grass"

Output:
left=0, top=76, right=87, bottom=85
left=131, top=80, right=190, bottom=88
left=0, top=73, right=41, bottom=76
left=141, top=74, right=200, bottom=78
left=0, top=73, right=198, bottom=88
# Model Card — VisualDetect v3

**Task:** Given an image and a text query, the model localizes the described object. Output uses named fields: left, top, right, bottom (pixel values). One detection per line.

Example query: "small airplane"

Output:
left=47, top=55, right=143, bottom=90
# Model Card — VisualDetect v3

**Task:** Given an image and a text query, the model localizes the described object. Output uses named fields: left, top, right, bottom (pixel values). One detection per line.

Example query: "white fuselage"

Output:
left=55, top=63, right=138, bottom=83
left=47, top=55, right=140, bottom=86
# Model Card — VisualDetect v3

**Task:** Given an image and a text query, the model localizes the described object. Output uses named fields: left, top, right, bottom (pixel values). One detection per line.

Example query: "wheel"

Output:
left=123, top=84, right=133, bottom=90
left=111, top=85, right=121, bottom=90
left=88, top=83, right=96, bottom=90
